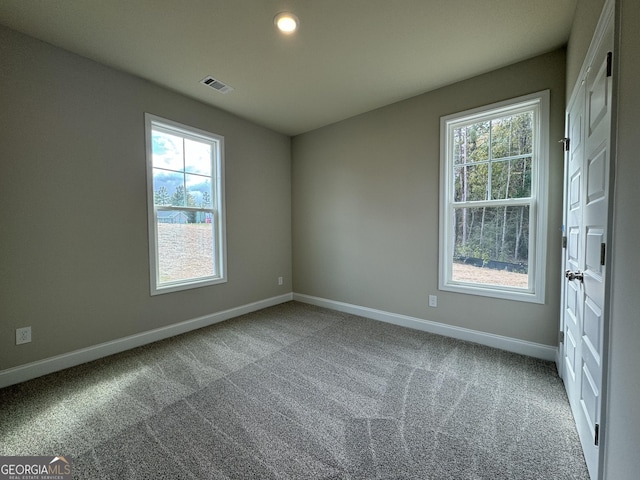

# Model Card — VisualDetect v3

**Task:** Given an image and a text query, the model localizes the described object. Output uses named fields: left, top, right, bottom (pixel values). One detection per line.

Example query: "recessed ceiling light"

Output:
left=274, top=12, right=299, bottom=34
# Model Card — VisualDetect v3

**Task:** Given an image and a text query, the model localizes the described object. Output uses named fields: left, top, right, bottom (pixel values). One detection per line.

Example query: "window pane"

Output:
left=490, top=157, right=532, bottom=200
left=153, top=169, right=194, bottom=207
left=156, top=212, right=215, bottom=284
left=153, top=169, right=183, bottom=206
left=152, top=130, right=184, bottom=171
left=452, top=205, right=530, bottom=288
left=147, top=114, right=226, bottom=295
left=441, top=94, right=546, bottom=302
left=453, top=121, right=490, bottom=165
left=491, top=112, right=533, bottom=159
left=186, top=174, right=212, bottom=208
left=184, top=138, right=212, bottom=176
left=454, top=163, right=488, bottom=202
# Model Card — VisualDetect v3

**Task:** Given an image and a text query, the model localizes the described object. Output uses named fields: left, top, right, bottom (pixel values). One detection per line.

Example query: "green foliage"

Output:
left=170, top=185, right=193, bottom=207
left=201, top=191, right=211, bottom=208
left=491, top=113, right=533, bottom=159
left=453, top=113, right=533, bottom=203
left=452, top=111, right=534, bottom=266
left=154, top=186, right=212, bottom=224
left=454, top=206, right=529, bottom=265
left=154, top=186, right=170, bottom=206
left=150, top=185, right=196, bottom=223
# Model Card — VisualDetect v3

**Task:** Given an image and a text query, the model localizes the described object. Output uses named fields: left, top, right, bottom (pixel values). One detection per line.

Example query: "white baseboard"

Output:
left=0, top=293, right=293, bottom=389
left=293, top=293, right=557, bottom=361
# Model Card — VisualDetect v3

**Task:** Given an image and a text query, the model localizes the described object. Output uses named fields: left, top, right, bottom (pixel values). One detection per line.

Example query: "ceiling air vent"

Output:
left=200, top=76, right=234, bottom=94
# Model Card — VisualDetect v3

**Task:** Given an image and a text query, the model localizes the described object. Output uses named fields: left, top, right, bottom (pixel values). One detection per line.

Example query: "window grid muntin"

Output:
left=451, top=108, right=538, bottom=204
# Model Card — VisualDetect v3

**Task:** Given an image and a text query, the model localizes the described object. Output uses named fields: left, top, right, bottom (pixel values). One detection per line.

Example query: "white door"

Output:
left=561, top=12, right=613, bottom=480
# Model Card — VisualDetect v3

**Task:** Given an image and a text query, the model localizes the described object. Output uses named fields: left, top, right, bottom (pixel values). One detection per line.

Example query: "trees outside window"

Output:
left=439, top=92, right=549, bottom=303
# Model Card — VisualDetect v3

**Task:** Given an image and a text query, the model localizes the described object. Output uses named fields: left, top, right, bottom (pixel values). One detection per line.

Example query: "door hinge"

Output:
left=562, top=236, right=567, bottom=249
left=601, top=243, right=606, bottom=266
left=559, top=137, right=570, bottom=152
left=559, top=331, right=565, bottom=343
left=606, top=52, right=613, bottom=77
left=595, top=423, right=600, bottom=446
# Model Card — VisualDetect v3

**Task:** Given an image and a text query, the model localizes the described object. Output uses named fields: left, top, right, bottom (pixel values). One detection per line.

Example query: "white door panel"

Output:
left=561, top=11, right=613, bottom=480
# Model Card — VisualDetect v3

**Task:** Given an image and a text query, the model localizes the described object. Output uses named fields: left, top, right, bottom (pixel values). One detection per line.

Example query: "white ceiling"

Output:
left=0, top=0, right=577, bottom=136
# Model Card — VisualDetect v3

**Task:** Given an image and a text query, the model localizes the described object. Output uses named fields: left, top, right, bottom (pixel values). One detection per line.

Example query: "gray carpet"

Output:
left=0, top=301, right=588, bottom=479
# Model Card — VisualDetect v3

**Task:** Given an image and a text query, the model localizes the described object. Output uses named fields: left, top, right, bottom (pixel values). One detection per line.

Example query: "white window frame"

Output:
left=145, top=113, right=227, bottom=295
left=439, top=91, right=549, bottom=304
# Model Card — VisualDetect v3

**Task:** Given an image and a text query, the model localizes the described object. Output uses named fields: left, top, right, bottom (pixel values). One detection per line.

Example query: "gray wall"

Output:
left=292, top=49, right=566, bottom=346
left=566, top=0, right=606, bottom=93
left=0, top=26, right=292, bottom=371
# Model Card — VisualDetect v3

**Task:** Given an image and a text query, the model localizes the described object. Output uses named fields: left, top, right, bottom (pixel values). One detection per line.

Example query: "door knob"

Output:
left=565, top=269, right=584, bottom=282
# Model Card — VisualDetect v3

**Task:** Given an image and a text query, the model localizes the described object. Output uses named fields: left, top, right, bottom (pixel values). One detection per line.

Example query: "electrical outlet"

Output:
left=278, top=276, right=284, bottom=286
left=428, top=295, right=438, bottom=308
left=16, top=326, right=32, bottom=345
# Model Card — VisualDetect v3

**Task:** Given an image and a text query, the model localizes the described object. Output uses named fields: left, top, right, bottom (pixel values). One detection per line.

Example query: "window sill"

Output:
left=439, top=281, right=545, bottom=304
left=151, top=276, right=227, bottom=296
